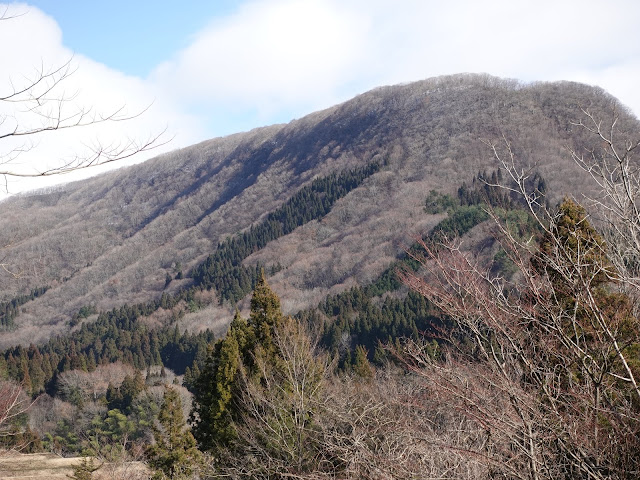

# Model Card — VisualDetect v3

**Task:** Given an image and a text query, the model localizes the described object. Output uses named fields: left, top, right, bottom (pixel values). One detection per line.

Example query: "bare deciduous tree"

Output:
left=215, top=314, right=489, bottom=479
left=400, top=115, right=640, bottom=479
left=0, top=380, right=36, bottom=454
left=569, top=107, right=640, bottom=289
left=318, top=369, right=488, bottom=480
left=0, top=381, right=30, bottom=436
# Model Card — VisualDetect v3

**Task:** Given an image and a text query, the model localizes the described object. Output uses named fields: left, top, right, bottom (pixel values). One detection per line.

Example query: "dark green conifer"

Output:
left=191, top=322, right=242, bottom=451
left=249, top=271, right=283, bottom=360
left=67, top=457, right=101, bottom=480
left=192, top=277, right=287, bottom=453
left=533, top=198, right=613, bottom=291
left=148, top=387, right=201, bottom=479
left=353, top=345, right=374, bottom=380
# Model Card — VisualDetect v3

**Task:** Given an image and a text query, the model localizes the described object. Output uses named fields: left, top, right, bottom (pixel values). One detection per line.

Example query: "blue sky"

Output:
left=26, top=1, right=239, bottom=76
left=2, top=0, right=640, bottom=195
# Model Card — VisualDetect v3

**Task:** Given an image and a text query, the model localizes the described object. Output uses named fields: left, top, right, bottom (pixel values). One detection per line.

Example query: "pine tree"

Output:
left=67, top=457, right=101, bottom=480
left=19, top=361, right=31, bottom=396
left=353, top=345, right=374, bottom=380
left=148, top=387, right=201, bottom=479
left=249, top=270, right=282, bottom=340
left=192, top=275, right=322, bottom=466
left=248, top=271, right=284, bottom=377
left=533, top=198, right=613, bottom=293
left=191, top=277, right=284, bottom=453
left=216, top=314, right=328, bottom=477
left=191, top=318, right=243, bottom=451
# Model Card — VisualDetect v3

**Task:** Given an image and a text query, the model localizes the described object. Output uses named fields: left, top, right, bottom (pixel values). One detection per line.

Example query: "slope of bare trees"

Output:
left=400, top=110, right=640, bottom=479
left=0, top=74, right=637, bottom=348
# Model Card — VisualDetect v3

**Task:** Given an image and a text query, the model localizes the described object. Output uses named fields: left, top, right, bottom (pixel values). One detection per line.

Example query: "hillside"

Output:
left=0, top=73, right=636, bottom=347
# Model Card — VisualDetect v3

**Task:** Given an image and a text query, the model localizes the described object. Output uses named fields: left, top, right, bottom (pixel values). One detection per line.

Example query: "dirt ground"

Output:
left=0, top=452, right=149, bottom=479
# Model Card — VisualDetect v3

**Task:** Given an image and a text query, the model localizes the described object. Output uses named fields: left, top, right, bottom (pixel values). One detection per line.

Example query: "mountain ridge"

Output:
left=0, top=73, right=636, bottom=347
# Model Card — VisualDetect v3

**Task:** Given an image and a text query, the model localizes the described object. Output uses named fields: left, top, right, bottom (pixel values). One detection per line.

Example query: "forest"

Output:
left=0, top=76, right=639, bottom=479
left=1, top=133, right=639, bottom=479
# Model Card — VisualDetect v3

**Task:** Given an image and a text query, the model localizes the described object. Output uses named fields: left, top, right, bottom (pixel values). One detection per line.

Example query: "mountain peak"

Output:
left=0, top=76, right=635, bottom=347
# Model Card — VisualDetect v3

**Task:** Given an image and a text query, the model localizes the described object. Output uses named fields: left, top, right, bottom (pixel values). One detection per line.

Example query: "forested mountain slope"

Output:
left=0, top=73, right=636, bottom=347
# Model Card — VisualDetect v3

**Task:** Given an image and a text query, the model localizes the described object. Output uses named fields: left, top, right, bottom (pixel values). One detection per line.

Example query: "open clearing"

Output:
left=0, top=452, right=149, bottom=479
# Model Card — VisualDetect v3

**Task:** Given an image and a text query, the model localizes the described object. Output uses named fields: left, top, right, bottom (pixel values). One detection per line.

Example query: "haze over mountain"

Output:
left=0, top=73, right=636, bottom=348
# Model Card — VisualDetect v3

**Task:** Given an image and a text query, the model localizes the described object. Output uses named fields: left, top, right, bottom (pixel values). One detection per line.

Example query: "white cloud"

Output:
left=0, top=3, right=203, bottom=197
left=151, top=0, right=640, bottom=127
left=350, top=0, right=640, bottom=95
left=151, top=0, right=370, bottom=123
left=2, top=0, right=640, bottom=196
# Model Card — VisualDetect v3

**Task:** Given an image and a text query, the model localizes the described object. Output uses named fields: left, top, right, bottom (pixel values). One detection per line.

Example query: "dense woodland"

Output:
left=0, top=166, right=528, bottom=467
left=0, top=167, right=513, bottom=394
left=0, top=76, right=639, bottom=479
left=0, top=74, right=626, bottom=347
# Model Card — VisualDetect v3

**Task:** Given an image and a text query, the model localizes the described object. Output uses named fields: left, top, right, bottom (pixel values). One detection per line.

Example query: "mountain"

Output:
left=0, top=73, right=636, bottom=348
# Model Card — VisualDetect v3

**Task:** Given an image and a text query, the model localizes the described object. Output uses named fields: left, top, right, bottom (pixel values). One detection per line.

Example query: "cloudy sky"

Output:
left=1, top=0, right=639, bottom=196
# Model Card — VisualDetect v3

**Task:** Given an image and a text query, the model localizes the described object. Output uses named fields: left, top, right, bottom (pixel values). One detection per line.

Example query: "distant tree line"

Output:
left=1, top=300, right=214, bottom=396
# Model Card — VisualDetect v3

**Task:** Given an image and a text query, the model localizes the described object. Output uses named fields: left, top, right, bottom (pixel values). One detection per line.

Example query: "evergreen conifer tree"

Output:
left=249, top=270, right=283, bottom=345
left=353, top=345, right=374, bottom=379
left=66, top=457, right=101, bottom=480
left=191, top=274, right=286, bottom=453
left=191, top=312, right=245, bottom=451
left=148, top=387, right=201, bottom=479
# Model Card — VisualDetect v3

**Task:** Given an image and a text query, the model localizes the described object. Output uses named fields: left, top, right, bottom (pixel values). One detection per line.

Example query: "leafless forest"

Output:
left=1, top=74, right=639, bottom=479
left=0, top=74, right=631, bottom=346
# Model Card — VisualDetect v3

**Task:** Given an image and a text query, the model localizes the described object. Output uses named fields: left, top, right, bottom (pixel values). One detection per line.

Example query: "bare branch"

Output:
left=0, top=14, right=170, bottom=189
left=400, top=119, right=640, bottom=478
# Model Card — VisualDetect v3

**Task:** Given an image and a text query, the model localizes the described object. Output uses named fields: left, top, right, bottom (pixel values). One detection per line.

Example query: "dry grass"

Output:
left=0, top=452, right=150, bottom=479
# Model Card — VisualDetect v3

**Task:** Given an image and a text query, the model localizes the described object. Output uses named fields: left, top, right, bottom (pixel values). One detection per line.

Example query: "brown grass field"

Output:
left=0, top=452, right=149, bottom=479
